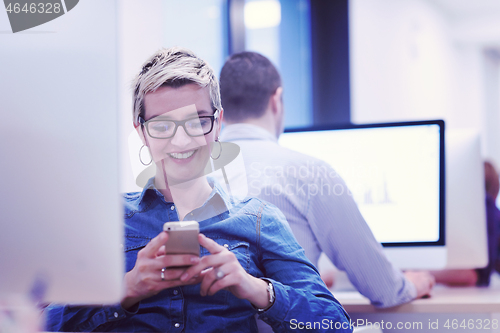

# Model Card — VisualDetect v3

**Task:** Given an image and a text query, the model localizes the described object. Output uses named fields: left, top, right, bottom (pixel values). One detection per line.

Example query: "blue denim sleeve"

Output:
left=43, top=303, right=137, bottom=331
left=256, top=203, right=352, bottom=332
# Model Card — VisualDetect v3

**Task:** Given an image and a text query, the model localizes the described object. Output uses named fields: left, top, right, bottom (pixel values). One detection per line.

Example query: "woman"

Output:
left=45, top=47, right=351, bottom=332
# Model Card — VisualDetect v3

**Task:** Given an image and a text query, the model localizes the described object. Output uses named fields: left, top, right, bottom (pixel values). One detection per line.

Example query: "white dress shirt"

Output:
left=220, top=123, right=417, bottom=308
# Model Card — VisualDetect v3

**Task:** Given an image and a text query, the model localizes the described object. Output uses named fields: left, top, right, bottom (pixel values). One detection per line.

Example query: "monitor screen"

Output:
left=280, top=120, right=445, bottom=248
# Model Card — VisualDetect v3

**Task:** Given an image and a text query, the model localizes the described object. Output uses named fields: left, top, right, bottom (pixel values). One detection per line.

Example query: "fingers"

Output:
left=206, top=273, right=237, bottom=297
left=198, top=234, right=225, bottom=254
left=159, top=275, right=203, bottom=290
left=199, top=267, right=219, bottom=296
left=404, top=270, right=435, bottom=299
left=138, top=231, right=168, bottom=259
left=420, top=271, right=435, bottom=290
left=153, top=253, right=200, bottom=283
left=176, top=234, right=248, bottom=298
left=179, top=246, right=233, bottom=282
left=156, top=245, right=166, bottom=257
left=158, top=265, right=204, bottom=286
left=153, top=254, right=200, bottom=271
left=428, top=273, right=436, bottom=291
left=179, top=234, right=228, bottom=282
left=158, top=267, right=188, bottom=281
left=200, top=263, right=237, bottom=296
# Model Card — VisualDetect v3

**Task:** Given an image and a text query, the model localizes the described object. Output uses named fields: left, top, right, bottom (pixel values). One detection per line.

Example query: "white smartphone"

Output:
left=163, top=221, right=200, bottom=257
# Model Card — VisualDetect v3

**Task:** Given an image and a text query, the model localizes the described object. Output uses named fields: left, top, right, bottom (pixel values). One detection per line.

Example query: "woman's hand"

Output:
left=121, top=231, right=201, bottom=310
left=180, top=234, right=271, bottom=309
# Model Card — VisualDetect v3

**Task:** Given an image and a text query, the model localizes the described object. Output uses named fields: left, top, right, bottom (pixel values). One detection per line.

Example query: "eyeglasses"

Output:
left=139, top=110, right=219, bottom=139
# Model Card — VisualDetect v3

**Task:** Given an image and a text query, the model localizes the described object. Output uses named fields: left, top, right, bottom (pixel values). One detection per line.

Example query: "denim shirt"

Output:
left=45, top=178, right=351, bottom=332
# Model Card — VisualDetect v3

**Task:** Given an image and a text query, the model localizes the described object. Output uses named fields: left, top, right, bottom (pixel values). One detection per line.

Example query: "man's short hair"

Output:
left=219, top=51, right=281, bottom=122
left=132, top=46, right=221, bottom=126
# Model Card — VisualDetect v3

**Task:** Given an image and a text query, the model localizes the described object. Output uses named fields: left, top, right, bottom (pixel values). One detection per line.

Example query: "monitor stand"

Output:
left=383, top=246, right=447, bottom=270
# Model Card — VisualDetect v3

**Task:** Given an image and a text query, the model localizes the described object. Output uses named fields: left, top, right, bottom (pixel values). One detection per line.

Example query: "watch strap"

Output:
left=257, top=279, right=275, bottom=312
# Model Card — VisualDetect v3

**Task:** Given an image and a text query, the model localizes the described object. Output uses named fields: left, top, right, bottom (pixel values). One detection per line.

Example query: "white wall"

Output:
left=350, top=0, right=453, bottom=123
left=349, top=0, right=500, bottom=164
left=118, top=0, right=164, bottom=193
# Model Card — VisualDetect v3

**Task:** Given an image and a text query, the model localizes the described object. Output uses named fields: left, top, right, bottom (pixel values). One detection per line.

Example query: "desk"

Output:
left=336, top=285, right=500, bottom=313
left=334, top=285, right=500, bottom=332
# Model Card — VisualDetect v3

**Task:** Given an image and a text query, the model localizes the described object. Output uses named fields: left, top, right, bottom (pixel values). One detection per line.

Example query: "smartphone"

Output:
left=163, top=221, right=200, bottom=257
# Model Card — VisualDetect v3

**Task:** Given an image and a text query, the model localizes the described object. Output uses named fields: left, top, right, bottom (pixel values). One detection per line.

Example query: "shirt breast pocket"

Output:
left=124, top=235, right=151, bottom=272
left=201, top=238, right=251, bottom=273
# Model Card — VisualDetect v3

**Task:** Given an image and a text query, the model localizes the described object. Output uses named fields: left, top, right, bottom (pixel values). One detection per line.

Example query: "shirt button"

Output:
left=173, top=289, right=178, bottom=295
left=113, top=312, right=119, bottom=318
left=224, top=244, right=229, bottom=248
left=171, top=205, right=175, bottom=211
left=174, top=323, right=180, bottom=328
left=190, top=212, right=194, bottom=216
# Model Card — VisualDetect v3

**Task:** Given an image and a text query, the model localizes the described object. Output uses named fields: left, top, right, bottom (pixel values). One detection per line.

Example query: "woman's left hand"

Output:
left=180, top=234, right=270, bottom=309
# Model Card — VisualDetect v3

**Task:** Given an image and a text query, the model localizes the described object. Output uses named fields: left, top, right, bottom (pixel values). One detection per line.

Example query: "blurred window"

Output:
left=244, top=0, right=313, bottom=128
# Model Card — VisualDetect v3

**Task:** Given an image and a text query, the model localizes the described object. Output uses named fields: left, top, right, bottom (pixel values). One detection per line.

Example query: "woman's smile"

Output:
left=167, top=148, right=198, bottom=161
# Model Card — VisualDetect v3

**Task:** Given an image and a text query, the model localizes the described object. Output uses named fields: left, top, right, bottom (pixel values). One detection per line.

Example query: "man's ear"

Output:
left=271, top=87, right=283, bottom=116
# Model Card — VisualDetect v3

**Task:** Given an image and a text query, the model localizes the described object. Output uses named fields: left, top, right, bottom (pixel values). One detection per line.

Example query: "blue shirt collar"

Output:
left=137, top=176, right=232, bottom=219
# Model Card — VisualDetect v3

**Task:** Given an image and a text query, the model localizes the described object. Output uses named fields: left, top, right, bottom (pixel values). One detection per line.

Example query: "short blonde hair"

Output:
left=132, top=46, right=221, bottom=126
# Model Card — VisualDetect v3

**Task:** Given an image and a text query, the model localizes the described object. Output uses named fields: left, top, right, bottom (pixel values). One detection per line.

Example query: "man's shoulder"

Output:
left=277, top=143, right=323, bottom=161
left=252, top=143, right=340, bottom=181
left=241, top=139, right=331, bottom=168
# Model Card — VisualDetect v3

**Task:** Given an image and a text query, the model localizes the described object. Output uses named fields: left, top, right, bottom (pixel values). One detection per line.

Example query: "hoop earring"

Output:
left=139, top=145, right=152, bottom=166
left=211, top=138, right=222, bottom=160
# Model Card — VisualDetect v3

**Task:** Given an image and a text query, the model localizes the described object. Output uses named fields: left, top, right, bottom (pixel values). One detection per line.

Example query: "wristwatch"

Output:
left=257, top=279, right=275, bottom=312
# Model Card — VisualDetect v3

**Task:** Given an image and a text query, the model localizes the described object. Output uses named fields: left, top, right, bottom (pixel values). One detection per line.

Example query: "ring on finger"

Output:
left=161, top=267, right=166, bottom=281
left=214, top=267, right=225, bottom=280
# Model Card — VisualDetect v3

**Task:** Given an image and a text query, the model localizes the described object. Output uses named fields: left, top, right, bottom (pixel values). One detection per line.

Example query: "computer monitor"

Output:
left=0, top=2, right=123, bottom=305
left=445, top=129, right=488, bottom=269
left=279, top=120, right=446, bottom=269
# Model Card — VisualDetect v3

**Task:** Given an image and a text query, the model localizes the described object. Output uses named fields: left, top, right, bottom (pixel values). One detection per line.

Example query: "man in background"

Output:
left=219, top=51, right=435, bottom=310
left=431, top=160, right=500, bottom=286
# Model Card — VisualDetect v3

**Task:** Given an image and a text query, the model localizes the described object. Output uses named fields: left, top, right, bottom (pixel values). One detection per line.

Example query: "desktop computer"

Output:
left=0, top=0, right=123, bottom=305
left=280, top=120, right=447, bottom=270
left=445, top=129, right=488, bottom=269
left=281, top=121, right=489, bottom=273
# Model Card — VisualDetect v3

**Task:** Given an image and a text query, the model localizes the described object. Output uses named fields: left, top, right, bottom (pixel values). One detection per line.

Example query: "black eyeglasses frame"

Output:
left=138, top=109, right=219, bottom=139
